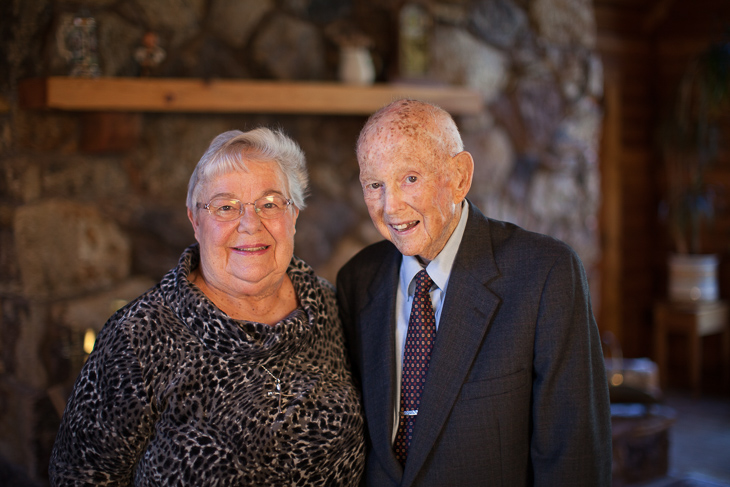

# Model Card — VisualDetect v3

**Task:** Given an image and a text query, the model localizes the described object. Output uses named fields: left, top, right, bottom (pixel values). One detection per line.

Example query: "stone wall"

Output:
left=0, top=0, right=602, bottom=483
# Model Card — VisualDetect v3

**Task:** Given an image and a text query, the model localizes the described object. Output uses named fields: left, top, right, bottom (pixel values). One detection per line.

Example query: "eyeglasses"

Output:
left=196, top=195, right=293, bottom=221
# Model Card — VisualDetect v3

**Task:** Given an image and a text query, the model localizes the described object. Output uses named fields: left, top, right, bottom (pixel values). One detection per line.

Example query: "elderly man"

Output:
left=337, top=99, right=611, bottom=487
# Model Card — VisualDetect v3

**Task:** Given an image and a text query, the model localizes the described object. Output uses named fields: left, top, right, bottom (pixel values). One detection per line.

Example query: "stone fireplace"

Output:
left=0, top=0, right=602, bottom=483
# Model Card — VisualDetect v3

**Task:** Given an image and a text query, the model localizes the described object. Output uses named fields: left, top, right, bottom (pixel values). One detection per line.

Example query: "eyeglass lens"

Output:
left=208, top=195, right=289, bottom=221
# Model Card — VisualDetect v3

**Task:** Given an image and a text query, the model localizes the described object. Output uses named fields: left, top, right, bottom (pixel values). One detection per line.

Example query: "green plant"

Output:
left=660, top=33, right=730, bottom=254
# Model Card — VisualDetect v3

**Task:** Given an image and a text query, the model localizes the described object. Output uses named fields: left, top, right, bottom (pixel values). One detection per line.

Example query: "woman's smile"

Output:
left=231, top=244, right=270, bottom=253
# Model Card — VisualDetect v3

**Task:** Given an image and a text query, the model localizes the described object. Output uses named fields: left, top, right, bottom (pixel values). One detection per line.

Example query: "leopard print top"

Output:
left=50, top=245, right=365, bottom=486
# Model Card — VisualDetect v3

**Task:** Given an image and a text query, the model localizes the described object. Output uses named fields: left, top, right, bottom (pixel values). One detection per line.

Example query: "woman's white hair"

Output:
left=186, top=128, right=309, bottom=211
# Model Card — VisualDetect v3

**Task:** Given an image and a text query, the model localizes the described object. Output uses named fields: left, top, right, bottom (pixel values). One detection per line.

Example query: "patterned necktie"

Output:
left=394, top=269, right=436, bottom=466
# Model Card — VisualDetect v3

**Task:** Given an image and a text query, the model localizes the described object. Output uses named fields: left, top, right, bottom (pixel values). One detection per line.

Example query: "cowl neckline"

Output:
left=161, top=244, right=318, bottom=363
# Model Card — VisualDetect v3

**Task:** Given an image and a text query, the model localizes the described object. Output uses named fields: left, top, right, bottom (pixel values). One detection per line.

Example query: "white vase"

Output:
left=339, top=46, right=375, bottom=85
left=668, top=253, right=719, bottom=303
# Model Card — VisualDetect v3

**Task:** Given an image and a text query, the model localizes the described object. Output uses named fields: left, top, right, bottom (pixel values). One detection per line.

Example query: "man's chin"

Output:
left=389, top=238, right=422, bottom=258
left=379, top=226, right=426, bottom=257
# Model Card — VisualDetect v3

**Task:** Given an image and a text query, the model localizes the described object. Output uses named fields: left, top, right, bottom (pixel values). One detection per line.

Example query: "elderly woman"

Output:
left=49, top=128, right=365, bottom=486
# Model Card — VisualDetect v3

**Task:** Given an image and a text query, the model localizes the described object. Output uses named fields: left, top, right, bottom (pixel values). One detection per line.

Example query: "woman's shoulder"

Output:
left=92, top=281, right=191, bottom=376
left=288, top=256, right=334, bottom=294
left=99, top=283, right=166, bottom=335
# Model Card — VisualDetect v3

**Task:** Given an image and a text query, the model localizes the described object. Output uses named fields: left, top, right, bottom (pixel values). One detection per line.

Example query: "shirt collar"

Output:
left=400, top=201, right=470, bottom=295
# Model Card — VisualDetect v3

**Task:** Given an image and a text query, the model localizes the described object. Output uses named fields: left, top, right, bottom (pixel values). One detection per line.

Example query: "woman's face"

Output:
left=187, top=160, right=299, bottom=300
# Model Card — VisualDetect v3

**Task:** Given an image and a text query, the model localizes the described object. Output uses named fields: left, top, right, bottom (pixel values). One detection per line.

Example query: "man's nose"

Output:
left=383, top=186, right=405, bottom=214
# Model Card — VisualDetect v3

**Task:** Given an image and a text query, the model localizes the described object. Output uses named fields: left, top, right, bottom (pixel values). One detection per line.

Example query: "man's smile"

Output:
left=390, top=220, right=420, bottom=232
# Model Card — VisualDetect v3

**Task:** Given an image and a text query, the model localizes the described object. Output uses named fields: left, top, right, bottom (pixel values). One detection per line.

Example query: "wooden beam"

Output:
left=79, top=112, right=141, bottom=153
left=599, top=74, right=624, bottom=341
left=643, top=0, right=675, bottom=33
left=18, top=77, right=484, bottom=115
left=17, top=77, right=48, bottom=109
left=597, top=34, right=652, bottom=56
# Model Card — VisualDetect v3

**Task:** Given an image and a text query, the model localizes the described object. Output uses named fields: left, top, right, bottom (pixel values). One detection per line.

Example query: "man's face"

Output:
left=358, top=127, right=464, bottom=262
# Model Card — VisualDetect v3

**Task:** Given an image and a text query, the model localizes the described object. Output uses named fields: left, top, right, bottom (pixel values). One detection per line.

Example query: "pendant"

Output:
left=261, top=364, right=294, bottom=414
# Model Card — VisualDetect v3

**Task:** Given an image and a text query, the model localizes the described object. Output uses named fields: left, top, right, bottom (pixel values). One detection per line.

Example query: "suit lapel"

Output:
left=358, top=248, right=404, bottom=479
left=402, top=203, right=502, bottom=486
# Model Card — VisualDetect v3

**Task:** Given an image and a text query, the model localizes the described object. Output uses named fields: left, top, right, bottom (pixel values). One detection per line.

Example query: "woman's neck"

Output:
left=189, top=270, right=299, bottom=325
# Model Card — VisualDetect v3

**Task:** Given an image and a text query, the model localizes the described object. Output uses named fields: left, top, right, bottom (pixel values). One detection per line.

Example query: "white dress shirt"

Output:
left=392, top=201, right=469, bottom=441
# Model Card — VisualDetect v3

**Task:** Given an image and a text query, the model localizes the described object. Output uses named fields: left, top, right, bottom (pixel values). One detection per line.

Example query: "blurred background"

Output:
left=0, top=0, right=728, bottom=485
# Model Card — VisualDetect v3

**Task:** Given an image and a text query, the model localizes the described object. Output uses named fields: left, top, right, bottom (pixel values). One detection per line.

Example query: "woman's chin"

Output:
left=228, top=271, right=283, bottom=297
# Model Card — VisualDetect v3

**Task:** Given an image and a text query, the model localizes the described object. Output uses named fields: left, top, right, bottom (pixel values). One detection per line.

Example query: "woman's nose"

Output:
left=236, top=204, right=262, bottom=232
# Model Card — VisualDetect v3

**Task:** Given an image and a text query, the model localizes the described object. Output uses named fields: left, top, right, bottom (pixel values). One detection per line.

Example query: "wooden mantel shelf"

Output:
left=18, top=77, right=483, bottom=115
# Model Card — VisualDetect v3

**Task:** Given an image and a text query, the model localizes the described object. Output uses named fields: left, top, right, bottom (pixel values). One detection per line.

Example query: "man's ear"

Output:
left=452, top=151, right=474, bottom=201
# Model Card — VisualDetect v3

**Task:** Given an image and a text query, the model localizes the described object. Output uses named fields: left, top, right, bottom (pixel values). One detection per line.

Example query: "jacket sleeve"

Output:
left=336, top=264, right=362, bottom=387
left=530, top=247, right=612, bottom=487
left=49, top=314, right=156, bottom=486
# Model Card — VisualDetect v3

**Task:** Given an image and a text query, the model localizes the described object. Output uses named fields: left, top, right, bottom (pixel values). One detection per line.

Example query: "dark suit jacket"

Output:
left=336, top=202, right=612, bottom=487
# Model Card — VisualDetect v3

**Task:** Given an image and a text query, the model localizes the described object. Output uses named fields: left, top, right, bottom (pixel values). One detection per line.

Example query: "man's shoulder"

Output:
left=466, top=208, right=577, bottom=262
left=344, top=239, right=397, bottom=267
left=338, top=239, right=398, bottom=281
left=477, top=216, right=581, bottom=272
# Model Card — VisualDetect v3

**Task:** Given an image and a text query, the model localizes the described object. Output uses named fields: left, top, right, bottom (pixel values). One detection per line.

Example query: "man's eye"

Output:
left=406, top=176, right=418, bottom=183
left=367, top=182, right=382, bottom=190
left=217, top=205, right=238, bottom=213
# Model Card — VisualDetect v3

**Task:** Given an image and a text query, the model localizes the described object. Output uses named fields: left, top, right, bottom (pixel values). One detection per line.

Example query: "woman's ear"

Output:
left=292, top=206, right=300, bottom=234
left=451, top=151, right=474, bottom=201
left=187, top=207, right=200, bottom=241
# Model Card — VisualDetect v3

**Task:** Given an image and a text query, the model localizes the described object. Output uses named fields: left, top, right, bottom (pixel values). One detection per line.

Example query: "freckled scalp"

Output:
left=356, top=99, right=464, bottom=166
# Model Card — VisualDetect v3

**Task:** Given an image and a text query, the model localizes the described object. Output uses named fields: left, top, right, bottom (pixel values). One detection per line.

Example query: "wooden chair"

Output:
left=653, top=300, right=730, bottom=396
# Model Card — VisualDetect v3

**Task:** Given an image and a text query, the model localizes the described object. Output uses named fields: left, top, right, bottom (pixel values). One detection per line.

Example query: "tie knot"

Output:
left=414, top=269, right=433, bottom=296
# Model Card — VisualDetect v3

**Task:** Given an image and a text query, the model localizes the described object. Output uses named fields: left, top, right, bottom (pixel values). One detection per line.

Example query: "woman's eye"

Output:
left=367, top=182, right=382, bottom=190
left=216, top=205, right=240, bottom=215
left=406, top=176, right=418, bottom=183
